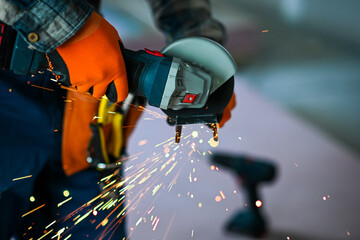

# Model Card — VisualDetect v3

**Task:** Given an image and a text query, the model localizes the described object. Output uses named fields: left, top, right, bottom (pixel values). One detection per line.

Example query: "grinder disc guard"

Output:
left=161, top=37, right=237, bottom=126
left=161, top=37, right=237, bottom=94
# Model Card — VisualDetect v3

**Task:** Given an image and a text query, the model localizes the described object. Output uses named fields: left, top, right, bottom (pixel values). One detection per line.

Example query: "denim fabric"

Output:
left=0, top=0, right=93, bottom=52
left=0, top=70, right=65, bottom=192
left=0, top=70, right=64, bottom=238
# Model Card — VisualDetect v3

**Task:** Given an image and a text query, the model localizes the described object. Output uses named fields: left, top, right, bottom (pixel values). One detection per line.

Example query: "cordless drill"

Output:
left=211, top=153, right=277, bottom=237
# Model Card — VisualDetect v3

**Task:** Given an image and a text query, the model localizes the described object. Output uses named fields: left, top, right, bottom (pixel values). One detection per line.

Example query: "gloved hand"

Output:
left=218, top=93, right=236, bottom=128
left=48, top=11, right=128, bottom=102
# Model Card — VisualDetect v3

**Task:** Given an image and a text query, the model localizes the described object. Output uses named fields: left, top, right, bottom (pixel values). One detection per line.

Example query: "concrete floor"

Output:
left=123, top=80, right=360, bottom=240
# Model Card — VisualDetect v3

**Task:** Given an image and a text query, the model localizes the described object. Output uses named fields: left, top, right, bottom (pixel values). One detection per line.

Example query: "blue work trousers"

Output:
left=0, top=70, right=125, bottom=239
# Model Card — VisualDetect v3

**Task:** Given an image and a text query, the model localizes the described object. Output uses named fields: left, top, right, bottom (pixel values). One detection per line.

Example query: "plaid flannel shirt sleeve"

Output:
left=0, top=0, right=93, bottom=52
left=146, top=0, right=227, bottom=45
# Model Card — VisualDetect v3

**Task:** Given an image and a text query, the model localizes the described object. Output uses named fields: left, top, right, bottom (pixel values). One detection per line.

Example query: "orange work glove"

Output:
left=218, top=93, right=236, bottom=128
left=49, top=11, right=128, bottom=102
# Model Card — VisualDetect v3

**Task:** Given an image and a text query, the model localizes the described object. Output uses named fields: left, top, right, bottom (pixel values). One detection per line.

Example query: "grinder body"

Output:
left=9, top=36, right=237, bottom=141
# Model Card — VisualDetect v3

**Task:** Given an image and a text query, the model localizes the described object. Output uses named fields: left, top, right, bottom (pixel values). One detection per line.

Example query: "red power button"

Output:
left=183, top=93, right=198, bottom=103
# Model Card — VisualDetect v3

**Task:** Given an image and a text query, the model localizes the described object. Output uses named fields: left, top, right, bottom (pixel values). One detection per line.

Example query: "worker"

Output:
left=0, top=0, right=233, bottom=239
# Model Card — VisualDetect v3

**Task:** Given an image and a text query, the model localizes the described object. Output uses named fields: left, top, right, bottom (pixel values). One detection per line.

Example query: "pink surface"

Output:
left=123, top=77, right=360, bottom=240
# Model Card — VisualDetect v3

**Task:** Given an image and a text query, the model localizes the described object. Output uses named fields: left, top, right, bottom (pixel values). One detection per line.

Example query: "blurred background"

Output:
left=97, top=0, right=360, bottom=239
left=101, top=0, right=360, bottom=153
